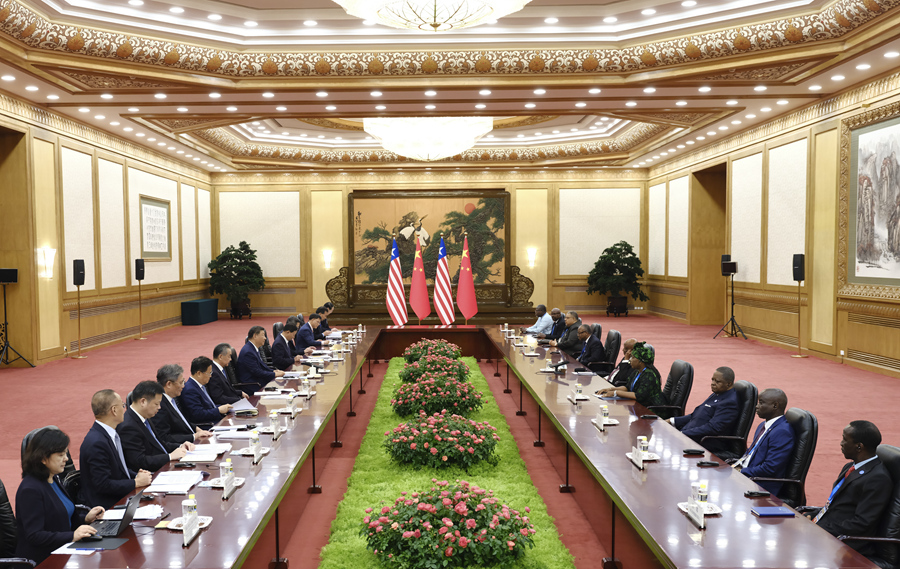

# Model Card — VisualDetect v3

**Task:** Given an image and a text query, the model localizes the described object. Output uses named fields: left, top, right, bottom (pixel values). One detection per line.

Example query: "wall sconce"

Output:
left=37, top=246, right=56, bottom=279
left=526, top=247, right=537, bottom=269
left=322, top=249, right=333, bottom=271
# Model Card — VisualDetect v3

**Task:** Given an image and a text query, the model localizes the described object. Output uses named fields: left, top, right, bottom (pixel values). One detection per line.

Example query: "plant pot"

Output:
left=606, top=295, right=628, bottom=317
left=230, top=299, right=252, bottom=320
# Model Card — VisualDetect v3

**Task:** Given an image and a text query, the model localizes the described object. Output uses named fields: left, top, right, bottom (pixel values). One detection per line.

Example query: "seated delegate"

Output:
left=180, top=356, right=233, bottom=428
left=669, top=366, right=739, bottom=456
left=236, top=326, right=285, bottom=393
left=607, top=338, right=637, bottom=387
left=272, top=321, right=304, bottom=370
left=117, top=380, right=191, bottom=472
left=151, top=363, right=212, bottom=446
left=597, top=341, right=671, bottom=418
left=521, top=304, right=552, bottom=336
left=16, top=428, right=105, bottom=564
left=732, top=388, right=795, bottom=495
left=536, top=308, right=564, bottom=341
left=549, top=311, right=582, bottom=359
left=209, top=343, right=249, bottom=404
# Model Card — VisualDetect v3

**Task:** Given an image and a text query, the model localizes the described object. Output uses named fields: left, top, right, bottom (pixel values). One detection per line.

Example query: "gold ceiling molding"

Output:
left=0, top=0, right=896, bottom=78
left=55, top=69, right=188, bottom=90
left=0, top=89, right=211, bottom=181
left=295, top=115, right=560, bottom=132
left=211, top=168, right=647, bottom=185
left=689, top=62, right=811, bottom=82
left=189, top=121, right=666, bottom=165
left=649, top=68, right=900, bottom=177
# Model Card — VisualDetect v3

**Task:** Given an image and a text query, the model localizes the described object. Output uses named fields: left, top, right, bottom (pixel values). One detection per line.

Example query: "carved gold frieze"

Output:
left=690, top=62, right=810, bottom=82
left=57, top=70, right=185, bottom=90
left=211, top=168, right=646, bottom=184
left=0, top=0, right=896, bottom=78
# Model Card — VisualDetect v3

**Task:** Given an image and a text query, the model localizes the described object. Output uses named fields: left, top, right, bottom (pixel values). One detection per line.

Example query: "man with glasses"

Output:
left=180, top=356, right=233, bottom=429
left=150, top=363, right=212, bottom=446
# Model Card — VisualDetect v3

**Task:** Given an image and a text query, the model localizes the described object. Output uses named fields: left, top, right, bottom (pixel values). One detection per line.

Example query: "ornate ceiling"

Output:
left=0, top=0, right=898, bottom=172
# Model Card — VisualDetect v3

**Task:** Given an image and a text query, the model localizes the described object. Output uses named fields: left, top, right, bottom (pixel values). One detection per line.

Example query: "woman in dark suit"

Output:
left=597, top=342, right=672, bottom=418
left=15, top=428, right=105, bottom=564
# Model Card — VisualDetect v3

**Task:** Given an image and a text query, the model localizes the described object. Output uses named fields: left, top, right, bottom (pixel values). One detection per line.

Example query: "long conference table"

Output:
left=39, top=325, right=877, bottom=569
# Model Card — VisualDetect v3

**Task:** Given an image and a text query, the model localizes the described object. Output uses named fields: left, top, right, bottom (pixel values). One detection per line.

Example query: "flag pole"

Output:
left=463, top=229, right=467, bottom=327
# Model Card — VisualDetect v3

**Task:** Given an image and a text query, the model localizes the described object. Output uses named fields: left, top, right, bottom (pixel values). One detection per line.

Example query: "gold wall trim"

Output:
left=839, top=299, right=900, bottom=319
left=734, top=289, right=808, bottom=307
left=239, top=306, right=297, bottom=315
left=565, top=304, right=615, bottom=312
left=735, top=298, right=799, bottom=314
left=649, top=285, right=687, bottom=297
left=62, top=284, right=207, bottom=310
left=212, top=169, right=648, bottom=185
left=0, top=0, right=894, bottom=77
left=648, top=305, right=686, bottom=319
left=67, top=290, right=206, bottom=319
left=848, top=312, right=900, bottom=329
left=564, top=286, right=588, bottom=293
left=650, top=69, right=900, bottom=177
left=252, top=288, right=297, bottom=295
left=743, top=326, right=797, bottom=345
left=846, top=349, right=900, bottom=372
left=69, top=315, right=181, bottom=350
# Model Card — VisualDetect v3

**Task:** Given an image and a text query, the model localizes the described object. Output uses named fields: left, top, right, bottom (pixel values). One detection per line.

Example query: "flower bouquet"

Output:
left=399, top=355, right=470, bottom=383
left=384, top=410, right=500, bottom=470
left=391, top=374, right=483, bottom=417
left=402, top=338, right=462, bottom=363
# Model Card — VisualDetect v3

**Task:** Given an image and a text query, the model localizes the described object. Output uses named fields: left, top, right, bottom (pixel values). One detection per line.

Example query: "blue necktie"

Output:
left=580, top=340, right=588, bottom=359
left=144, top=419, right=167, bottom=453
left=200, top=384, right=217, bottom=409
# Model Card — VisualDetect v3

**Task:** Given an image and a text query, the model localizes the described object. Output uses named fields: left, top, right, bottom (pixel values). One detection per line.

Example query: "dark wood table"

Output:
left=39, top=326, right=876, bottom=569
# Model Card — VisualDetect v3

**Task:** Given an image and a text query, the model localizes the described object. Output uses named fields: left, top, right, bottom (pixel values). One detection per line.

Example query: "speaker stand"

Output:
left=135, top=280, right=147, bottom=340
left=791, top=280, right=808, bottom=358
left=714, top=274, right=747, bottom=340
left=0, top=283, right=35, bottom=367
left=72, top=285, right=87, bottom=359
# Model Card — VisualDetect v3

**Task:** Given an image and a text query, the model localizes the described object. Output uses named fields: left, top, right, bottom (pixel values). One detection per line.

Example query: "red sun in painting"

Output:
left=464, top=203, right=476, bottom=214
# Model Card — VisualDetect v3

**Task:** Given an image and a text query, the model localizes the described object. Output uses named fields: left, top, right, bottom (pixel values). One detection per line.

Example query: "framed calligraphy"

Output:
left=139, top=195, right=171, bottom=261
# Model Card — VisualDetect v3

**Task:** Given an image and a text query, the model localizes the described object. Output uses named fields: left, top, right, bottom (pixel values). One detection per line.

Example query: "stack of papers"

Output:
left=210, top=425, right=246, bottom=432
left=181, top=450, right=217, bottom=463
left=213, top=430, right=255, bottom=440
left=231, top=399, right=257, bottom=413
left=282, top=371, right=304, bottom=379
left=146, top=471, right=203, bottom=494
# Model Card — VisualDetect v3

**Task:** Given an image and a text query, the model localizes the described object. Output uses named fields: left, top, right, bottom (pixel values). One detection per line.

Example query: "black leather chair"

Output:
left=229, top=348, right=259, bottom=393
left=748, top=408, right=818, bottom=508
left=590, top=323, right=602, bottom=340
left=701, top=380, right=758, bottom=461
left=587, top=330, right=620, bottom=375
left=273, top=322, right=284, bottom=339
left=835, top=444, right=900, bottom=569
left=295, top=313, right=305, bottom=326
left=261, top=336, right=274, bottom=370
left=647, top=360, right=694, bottom=417
left=0, top=477, right=33, bottom=568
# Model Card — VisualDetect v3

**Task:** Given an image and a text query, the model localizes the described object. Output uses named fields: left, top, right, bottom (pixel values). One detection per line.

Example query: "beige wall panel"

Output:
left=181, top=184, right=197, bottom=281
left=33, top=139, right=61, bottom=351
left=558, top=188, right=640, bottom=275
left=650, top=290, right=688, bottom=320
left=97, top=158, right=126, bottom=289
left=128, top=167, right=180, bottom=285
left=667, top=176, right=690, bottom=278
left=731, top=153, right=763, bottom=284
left=766, top=139, right=809, bottom=286
left=219, top=191, right=300, bottom=278
left=62, top=147, right=96, bottom=292
left=811, top=130, right=838, bottom=347
left=845, top=319, right=900, bottom=367
left=198, top=189, right=211, bottom=279
left=515, top=188, right=548, bottom=305
left=310, top=190, right=343, bottom=308
left=648, top=183, right=667, bottom=276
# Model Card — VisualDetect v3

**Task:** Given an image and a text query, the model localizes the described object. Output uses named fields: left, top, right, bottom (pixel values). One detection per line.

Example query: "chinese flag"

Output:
left=456, top=235, right=478, bottom=321
left=409, top=238, right=431, bottom=322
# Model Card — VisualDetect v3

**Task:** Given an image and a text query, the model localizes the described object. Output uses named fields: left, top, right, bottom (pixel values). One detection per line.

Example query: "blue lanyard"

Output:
left=629, top=369, right=644, bottom=392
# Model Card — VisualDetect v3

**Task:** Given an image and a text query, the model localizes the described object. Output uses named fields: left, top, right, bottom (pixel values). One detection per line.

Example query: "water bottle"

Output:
left=218, top=458, right=233, bottom=480
left=182, top=494, right=197, bottom=519
left=269, top=410, right=278, bottom=431
left=697, top=482, right=708, bottom=504
left=601, top=405, right=609, bottom=420
left=250, top=429, right=260, bottom=449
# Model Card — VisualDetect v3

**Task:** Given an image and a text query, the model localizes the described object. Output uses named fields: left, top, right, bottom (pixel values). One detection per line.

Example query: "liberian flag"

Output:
left=433, top=236, right=455, bottom=325
left=386, top=237, right=408, bottom=326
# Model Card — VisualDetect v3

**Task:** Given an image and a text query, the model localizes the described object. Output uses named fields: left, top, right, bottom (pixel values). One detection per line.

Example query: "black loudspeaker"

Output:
left=722, top=261, right=738, bottom=275
left=135, top=259, right=145, bottom=281
left=721, top=255, right=732, bottom=276
left=793, top=254, right=805, bottom=282
left=0, top=268, right=17, bottom=284
left=73, top=260, right=85, bottom=287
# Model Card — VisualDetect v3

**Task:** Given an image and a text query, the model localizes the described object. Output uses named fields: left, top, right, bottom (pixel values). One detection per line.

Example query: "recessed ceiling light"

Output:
left=544, top=17, right=558, bottom=24
left=303, top=20, right=317, bottom=26
left=425, top=90, right=437, bottom=96
left=726, top=100, right=738, bottom=105
left=676, top=101, right=687, bottom=106
left=570, top=128, right=579, bottom=132
left=706, top=131, right=716, bottom=135
left=534, top=132, right=542, bottom=135
left=208, top=14, right=221, bottom=20
left=94, top=115, right=105, bottom=119
left=46, top=94, right=59, bottom=100
left=524, top=103, right=536, bottom=108
left=154, top=93, right=166, bottom=99
left=643, top=87, right=656, bottom=93
left=731, top=120, right=742, bottom=125
left=831, top=75, right=845, bottom=81
left=201, top=160, right=207, bottom=164
left=808, top=85, right=822, bottom=91
left=25, top=86, right=38, bottom=91
left=300, top=134, right=307, bottom=137
left=244, top=21, right=257, bottom=27
left=127, top=107, right=139, bottom=112
left=208, top=92, right=221, bottom=99
left=517, top=134, right=524, bottom=138
left=660, top=152, right=668, bottom=156
left=109, top=121, right=119, bottom=126
left=124, top=127, right=133, bottom=132
left=136, top=133, right=145, bottom=137
left=148, top=137, right=156, bottom=141
left=193, top=157, right=200, bottom=161
left=276, top=106, right=286, bottom=111
left=754, top=86, right=767, bottom=91
left=475, top=104, right=486, bottom=109
left=371, top=91, right=382, bottom=97
left=169, top=7, right=183, bottom=13
left=745, top=114, right=756, bottom=119
left=78, top=107, right=90, bottom=113
left=185, top=154, right=192, bottom=158
left=761, top=107, right=772, bottom=112
left=486, top=134, right=494, bottom=138
left=552, top=130, right=559, bottom=134
left=100, top=93, right=113, bottom=99
left=157, top=142, right=166, bottom=146
left=677, top=144, right=685, bottom=149
left=686, top=140, right=695, bottom=145
left=603, top=16, right=617, bottom=23
left=682, top=0, right=697, bottom=6
left=479, top=89, right=491, bottom=95
left=718, top=126, right=728, bottom=130
left=425, top=104, right=436, bottom=110
left=167, top=146, right=174, bottom=150
left=698, top=86, right=711, bottom=92
left=589, top=88, right=601, bottom=94
left=226, top=106, right=237, bottom=111
left=375, top=105, right=386, bottom=110
left=696, top=136, right=704, bottom=140
left=326, top=105, right=337, bottom=111
left=127, top=0, right=142, bottom=5
left=317, top=135, right=325, bottom=139
left=886, top=51, right=900, bottom=58
left=589, top=126, right=597, bottom=130
left=856, top=63, right=871, bottom=70
left=625, top=101, right=637, bottom=107
left=252, top=121, right=260, bottom=125
left=315, top=91, right=328, bottom=98
left=362, top=19, right=375, bottom=25
left=534, top=88, right=546, bottom=95
left=0, top=75, right=14, bottom=81
left=263, top=92, right=275, bottom=98
left=641, top=9, right=656, bottom=15
left=575, top=102, right=586, bottom=107
left=177, top=107, right=188, bottom=112
left=776, top=100, right=789, bottom=105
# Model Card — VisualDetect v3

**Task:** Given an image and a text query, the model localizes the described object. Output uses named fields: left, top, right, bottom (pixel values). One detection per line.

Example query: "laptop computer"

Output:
left=90, top=490, right=143, bottom=537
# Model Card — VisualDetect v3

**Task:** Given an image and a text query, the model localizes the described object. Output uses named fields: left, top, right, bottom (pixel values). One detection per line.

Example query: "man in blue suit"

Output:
left=272, top=321, right=303, bottom=370
left=118, top=381, right=190, bottom=472
left=295, top=314, right=330, bottom=353
left=237, top=326, right=284, bottom=394
left=209, top=343, right=248, bottom=404
left=733, top=388, right=795, bottom=495
left=670, top=366, right=739, bottom=456
left=151, top=363, right=212, bottom=445
left=80, top=390, right=152, bottom=509
left=181, top=356, right=233, bottom=428
left=576, top=324, right=605, bottom=368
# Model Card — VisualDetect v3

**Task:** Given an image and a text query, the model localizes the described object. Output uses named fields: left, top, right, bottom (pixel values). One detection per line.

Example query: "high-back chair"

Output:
left=0, top=475, right=35, bottom=568
left=748, top=408, right=818, bottom=508
left=700, top=380, right=758, bottom=461
left=646, top=360, right=694, bottom=418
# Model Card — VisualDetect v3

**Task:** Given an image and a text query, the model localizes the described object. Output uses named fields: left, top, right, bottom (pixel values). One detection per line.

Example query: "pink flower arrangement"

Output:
left=360, top=480, right=536, bottom=568
left=399, top=353, right=470, bottom=383
left=390, top=376, right=484, bottom=417
left=402, top=338, right=462, bottom=363
left=383, top=411, right=500, bottom=469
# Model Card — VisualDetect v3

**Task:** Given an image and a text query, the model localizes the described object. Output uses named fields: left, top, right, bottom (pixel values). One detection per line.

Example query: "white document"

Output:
left=210, top=425, right=244, bottom=432
left=231, top=399, right=257, bottom=413
left=102, top=504, right=164, bottom=520
left=51, top=544, right=94, bottom=555
left=197, top=443, right=232, bottom=454
left=181, top=451, right=218, bottom=463
left=146, top=471, right=203, bottom=494
left=213, top=431, right=255, bottom=440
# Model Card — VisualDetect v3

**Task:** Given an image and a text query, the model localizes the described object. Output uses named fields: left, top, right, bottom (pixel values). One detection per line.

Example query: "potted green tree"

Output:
left=208, top=241, right=265, bottom=319
left=586, top=240, right=648, bottom=317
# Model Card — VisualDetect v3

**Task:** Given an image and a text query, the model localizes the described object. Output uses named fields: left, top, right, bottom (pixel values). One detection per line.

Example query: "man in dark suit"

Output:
left=576, top=324, right=605, bottom=368
left=80, top=390, right=152, bottom=509
left=732, top=388, right=795, bottom=495
left=322, top=302, right=339, bottom=331
left=670, top=367, right=739, bottom=456
left=151, top=363, right=212, bottom=446
left=296, top=314, right=330, bottom=353
left=805, top=420, right=892, bottom=557
left=537, top=308, right=564, bottom=342
left=118, top=381, right=190, bottom=472
left=607, top=338, right=637, bottom=386
left=181, top=356, right=233, bottom=427
left=314, top=306, right=330, bottom=340
left=272, top=321, right=304, bottom=370
left=209, top=343, right=249, bottom=404
left=237, top=326, right=285, bottom=394
left=549, top=311, right=583, bottom=359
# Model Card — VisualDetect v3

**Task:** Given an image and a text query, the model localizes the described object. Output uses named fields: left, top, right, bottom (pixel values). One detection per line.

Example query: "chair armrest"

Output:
left=0, top=559, right=37, bottom=569
left=588, top=362, right=614, bottom=374
left=647, top=405, right=682, bottom=413
left=837, top=536, right=900, bottom=543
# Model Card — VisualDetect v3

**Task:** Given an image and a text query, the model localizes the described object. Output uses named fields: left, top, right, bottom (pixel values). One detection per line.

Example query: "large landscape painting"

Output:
left=855, top=120, right=900, bottom=280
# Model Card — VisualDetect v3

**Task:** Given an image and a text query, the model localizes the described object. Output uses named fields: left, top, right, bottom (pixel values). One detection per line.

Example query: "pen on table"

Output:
left=160, top=512, right=170, bottom=521
left=74, top=548, right=104, bottom=551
